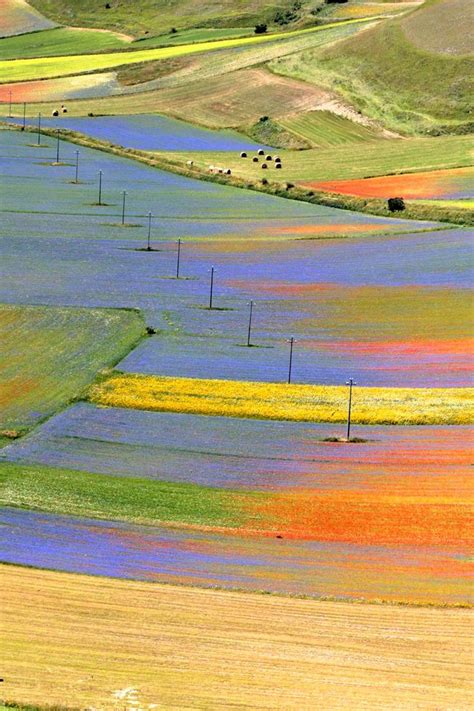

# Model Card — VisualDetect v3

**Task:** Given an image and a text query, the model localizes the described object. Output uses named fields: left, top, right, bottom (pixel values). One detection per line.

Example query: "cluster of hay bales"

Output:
left=208, top=165, right=232, bottom=176
left=52, top=104, right=67, bottom=117
left=240, top=148, right=283, bottom=170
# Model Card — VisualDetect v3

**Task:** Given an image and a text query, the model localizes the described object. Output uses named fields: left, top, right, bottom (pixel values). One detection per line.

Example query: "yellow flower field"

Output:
left=89, top=373, right=474, bottom=425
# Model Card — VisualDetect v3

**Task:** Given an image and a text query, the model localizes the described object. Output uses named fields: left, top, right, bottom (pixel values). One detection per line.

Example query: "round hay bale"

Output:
left=186, top=160, right=194, bottom=166
left=52, top=110, right=59, bottom=117
left=266, top=155, right=272, bottom=161
left=226, top=169, right=232, bottom=175
left=261, top=163, right=268, bottom=169
left=253, top=157, right=259, bottom=163
left=62, top=107, right=68, bottom=113
left=258, top=149, right=265, bottom=156
left=274, top=156, right=281, bottom=163
left=275, top=163, right=282, bottom=169
left=240, top=151, right=247, bottom=158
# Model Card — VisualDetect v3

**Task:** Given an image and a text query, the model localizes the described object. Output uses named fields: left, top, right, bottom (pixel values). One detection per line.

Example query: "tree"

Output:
left=388, top=197, right=406, bottom=212
left=255, top=23, right=268, bottom=34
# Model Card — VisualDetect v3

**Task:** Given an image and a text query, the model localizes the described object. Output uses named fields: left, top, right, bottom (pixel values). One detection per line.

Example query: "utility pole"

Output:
left=209, top=266, right=215, bottom=309
left=287, top=337, right=295, bottom=384
left=176, top=238, right=181, bottom=279
left=121, top=190, right=127, bottom=225
left=37, top=113, right=42, bottom=145
left=98, top=170, right=103, bottom=205
left=55, top=128, right=60, bottom=163
left=345, top=378, right=356, bottom=441
left=147, top=212, right=152, bottom=250
left=74, top=150, right=79, bottom=183
left=247, top=300, right=254, bottom=347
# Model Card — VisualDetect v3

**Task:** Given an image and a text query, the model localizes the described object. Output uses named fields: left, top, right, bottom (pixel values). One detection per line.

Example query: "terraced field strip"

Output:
left=277, top=109, right=383, bottom=146
left=1, top=505, right=472, bottom=603
left=2, top=565, right=472, bottom=709
left=133, top=26, right=255, bottom=48
left=1, top=439, right=472, bottom=549
left=0, top=17, right=379, bottom=83
left=89, top=373, right=474, bottom=425
left=0, top=26, right=130, bottom=61
left=0, top=304, right=145, bottom=433
left=2, top=404, right=471, bottom=490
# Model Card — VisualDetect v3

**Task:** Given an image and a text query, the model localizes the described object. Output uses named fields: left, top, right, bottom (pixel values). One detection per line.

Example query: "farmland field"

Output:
left=160, top=134, right=474, bottom=182
left=0, top=25, right=129, bottom=60
left=35, top=113, right=269, bottom=151
left=2, top=404, right=472, bottom=490
left=309, top=167, right=474, bottom=199
left=1, top=1, right=473, bottom=707
left=0, top=303, right=144, bottom=433
left=276, top=110, right=384, bottom=147
left=0, top=509, right=472, bottom=604
left=0, top=17, right=375, bottom=84
left=1, top=129, right=471, bottom=387
left=0, top=22, right=369, bottom=121
left=2, top=566, right=472, bottom=711
left=90, top=373, right=473, bottom=424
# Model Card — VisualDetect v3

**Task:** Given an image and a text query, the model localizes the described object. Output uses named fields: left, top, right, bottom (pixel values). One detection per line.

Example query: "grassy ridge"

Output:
left=89, top=373, right=474, bottom=425
left=0, top=304, right=145, bottom=434
left=0, top=17, right=378, bottom=83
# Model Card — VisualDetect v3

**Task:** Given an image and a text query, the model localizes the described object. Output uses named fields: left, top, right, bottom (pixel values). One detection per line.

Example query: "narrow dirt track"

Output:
left=2, top=564, right=472, bottom=710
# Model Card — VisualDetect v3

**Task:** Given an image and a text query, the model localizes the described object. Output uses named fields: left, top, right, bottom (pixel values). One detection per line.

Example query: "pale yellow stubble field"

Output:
left=2, top=564, right=473, bottom=710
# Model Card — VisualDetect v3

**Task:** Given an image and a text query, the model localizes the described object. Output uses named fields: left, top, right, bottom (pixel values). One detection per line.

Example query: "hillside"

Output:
left=269, top=0, right=474, bottom=135
left=27, top=0, right=324, bottom=36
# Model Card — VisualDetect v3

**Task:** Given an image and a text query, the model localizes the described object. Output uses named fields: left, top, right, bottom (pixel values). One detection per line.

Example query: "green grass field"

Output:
left=132, top=26, right=256, bottom=48
left=276, top=110, right=384, bottom=147
left=269, top=2, right=474, bottom=134
left=0, top=17, right=377, bottom=83
left=0, top=26, right=129, bottom=61
left=0, top=462, right=255, bottom=529
left=156, top=134, right=473, bottom=182
left=0, top=304, right=145, bottom=434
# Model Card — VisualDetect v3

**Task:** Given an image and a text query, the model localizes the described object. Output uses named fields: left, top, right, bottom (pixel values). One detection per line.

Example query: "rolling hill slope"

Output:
left=269, top=0, right=474, bottom=135
left=27, top=0, right=328, bottom=36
